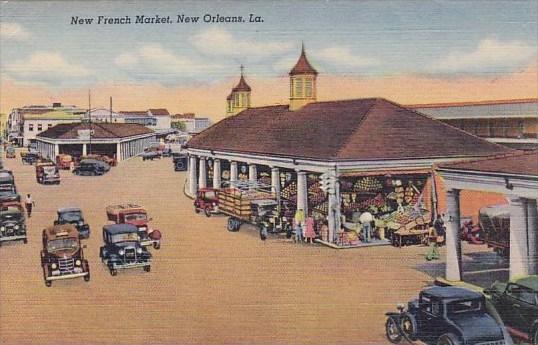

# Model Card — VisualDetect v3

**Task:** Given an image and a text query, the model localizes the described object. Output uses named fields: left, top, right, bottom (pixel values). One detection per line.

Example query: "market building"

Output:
left=409, top=99, right=538, bottom=150
left=35, top=122, right=156, bottom=162
left=186, top=47, right=513, bottom=246
left=437, top=150, right=538, bottom=281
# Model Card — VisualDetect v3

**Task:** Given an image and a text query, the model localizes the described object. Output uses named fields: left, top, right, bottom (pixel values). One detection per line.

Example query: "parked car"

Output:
left=73, top=159, right=110, bottom=176
left=40, top=224, right=90, bottom=287
left=194, top=188, right=220, bottom=217
left=0, top=171, right=19, bottom=206
left=54, top=207, right=90, bottom=239
left=36, top=162, right=61, bottom=184
left=0, top=202, right=27, bottom=246
left=55, top=154, right=73, bottom=170
left=140, top=151, right=161, bottom=161
left=173, top=154, right=188, bottom=171
left=21, top=151, right=41, bottom=165
left=106, top=204, right=161, bottom=249
left=385, top=286, right=504, bottom=344
left=484, top=275, right=538, bottom=344
left=5, top=146, right=16, bottom=159
left=99, top=223, right=152, bottom=276
left=81, top=154, right=116, bottom=167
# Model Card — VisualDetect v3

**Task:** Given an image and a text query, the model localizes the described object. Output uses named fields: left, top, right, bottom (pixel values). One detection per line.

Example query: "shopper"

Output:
left=320, top=221, right=329, bottom=242
left=434, top=214, right=446, bottom=245
left=359, top=211, right=374, bottom=243
left=294, top=208, right=305, bottom=243
left=304, top=216, right=316, bottom=244
left=25, top=194, right=35, bottom=218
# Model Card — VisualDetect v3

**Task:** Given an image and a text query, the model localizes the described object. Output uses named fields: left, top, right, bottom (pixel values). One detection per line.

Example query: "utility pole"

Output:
left=88, top=89, right=92, bottom=155
left=109, top=96, right=113, bottom=123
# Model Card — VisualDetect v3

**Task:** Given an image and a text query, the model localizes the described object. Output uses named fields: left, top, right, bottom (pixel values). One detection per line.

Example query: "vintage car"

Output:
left=385, top=286, right=505, bottom=345
left=81, top=154, right=116, bottom=167
left=194, top=188, right=220, bottom=217
left=40, top=224, right=90, bottom=287
left=54, top=207, right=90, bottom=239
left=73, top=159, right=110, bottom=176
left=173, top=154, right=188, bottom=171
left=0, top=171, right=20, bottom=205
left=140, top=151, right=161, bottom=161
left=484, top=276, right=538, bottom=344
left=106, top=204, right=161, bottom=249
left=55, top=154, right=73, bottom=170
left=480, top=204, right=510, bottom=258
left=0, top=202, right=27, bottom=246
left=5, top=146, right=16, bottom=159
left=35, top=162, right=61, bottom=184
left=21, top=151, right=41, bottom=165
left=99, top=224, right=152, bottom=276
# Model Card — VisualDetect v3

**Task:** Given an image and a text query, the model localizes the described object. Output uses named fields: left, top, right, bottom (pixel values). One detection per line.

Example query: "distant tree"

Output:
left=171, top=121, right=186, bottom=132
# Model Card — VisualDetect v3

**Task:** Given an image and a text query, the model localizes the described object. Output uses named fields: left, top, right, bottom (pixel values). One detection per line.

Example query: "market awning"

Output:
left=339, top=169, right=431, bottom=177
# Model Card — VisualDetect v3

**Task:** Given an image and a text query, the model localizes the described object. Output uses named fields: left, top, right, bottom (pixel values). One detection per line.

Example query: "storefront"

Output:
left=186, top=98, right=512, bottom=246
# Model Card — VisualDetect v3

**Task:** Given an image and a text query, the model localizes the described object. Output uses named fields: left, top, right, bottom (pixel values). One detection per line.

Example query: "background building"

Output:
left=409, top=99, right=538, bottom=150
left=172, top=113, right=212, bottom=134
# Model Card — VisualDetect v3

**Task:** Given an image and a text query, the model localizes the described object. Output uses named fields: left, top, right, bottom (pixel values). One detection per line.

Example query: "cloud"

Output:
left=317, top=46, right=380, bottom=69
left=114, top=53, right=138, bottom=67
left=5, top=52, right=91, bottom=83
left=0, top=22, right=31, bottom=41
left=432, top=38, right=536, bottom=72
left=191, top=27, right=293, bottom=59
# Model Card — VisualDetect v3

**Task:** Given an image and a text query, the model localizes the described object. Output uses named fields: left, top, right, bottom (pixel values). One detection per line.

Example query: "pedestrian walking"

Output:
left=359, top=211, right=374, bottom=243
left=294, top=208, right=305, bottom=243
left=25, top=194, right=35, bottom=218
left=304, top=216, right=316, bottom=243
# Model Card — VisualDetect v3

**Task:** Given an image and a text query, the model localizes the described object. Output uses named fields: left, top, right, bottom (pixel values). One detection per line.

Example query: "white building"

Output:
left=86, top=108, right=125, bottom=123
left=22, top=111, right=82, bottom=146
left=148, top=108, right=172, bottom=131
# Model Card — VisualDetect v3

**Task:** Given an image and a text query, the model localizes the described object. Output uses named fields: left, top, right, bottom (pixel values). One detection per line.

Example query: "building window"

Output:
left=28, top=124, right=34, bottom=131
left=305, top=78, right=313, bottom=97
left=37, top=124, right=43, bottom=131
left=295, top=78, right=303, bottom=98
left=234, top=93, right=240, bottom=107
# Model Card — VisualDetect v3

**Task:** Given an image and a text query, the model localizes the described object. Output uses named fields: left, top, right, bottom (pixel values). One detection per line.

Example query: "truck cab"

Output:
left=55, top=154, right=73, bottom=170
left=36, top=162, right=61, bottom=184
left=40, top=224, right=90, bottom=287
left=106, top=204, right=161, bottom=249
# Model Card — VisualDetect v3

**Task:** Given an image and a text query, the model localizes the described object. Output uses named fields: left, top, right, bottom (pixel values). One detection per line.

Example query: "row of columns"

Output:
left=188, top=155, right=312, bottom=228
left=445, top=188, right=538, bottom=281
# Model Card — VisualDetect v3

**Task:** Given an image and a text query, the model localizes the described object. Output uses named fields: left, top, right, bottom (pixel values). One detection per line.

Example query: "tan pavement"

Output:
left=0, top=154, right=448, bottom=345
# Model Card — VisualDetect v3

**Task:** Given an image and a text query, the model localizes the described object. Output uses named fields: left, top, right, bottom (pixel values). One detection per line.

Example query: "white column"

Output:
left=198, top=157, right=207, bottom=189
left=445, top=189, right=462, bottom=281
left=116, top=142, right=122, bottom=162
left=53, top=144, right=59, bottom=158
left=230, top=161, right=238, bottom=183
left=296, top=171, right=308, bottom=216
left=509, top=196, right=530, bottom=278
left=189, top=156, right=198, bottom=196
left=527, top=199, right=538, bottom=275
left=82, top=144, right=87, bottom=156
left=249, top=164, right=257, bottom=184
left=213, top=159, right=221, bottom=189
left=271, top=167, right=280, bottom=196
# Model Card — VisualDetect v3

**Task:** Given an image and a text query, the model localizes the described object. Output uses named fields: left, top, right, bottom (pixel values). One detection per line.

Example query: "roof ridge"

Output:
left=406, top=98, right=538, bottom=108
left=438, top=149, right=535, bottom=168
left=92, top=122, right=121, bottom=137
left=335, top=99, right=379, bottom=159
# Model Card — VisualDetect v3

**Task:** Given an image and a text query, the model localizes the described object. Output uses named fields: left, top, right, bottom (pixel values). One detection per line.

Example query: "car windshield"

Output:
left=59, top=211, right=82, bottom=222
left=447, top=299, right=483, bottom=314
left=111, top=232, right=139, bottom=243
left=47, top=238, right=78, bottom=252
left=124, top=213, right=147, bottom=222
left=0, top=209, right=22, bottom=221
left=204, top=191, right=216, bottom=199
left=43, top=167, right=57, bottom=175
left=0, top=188, right=16, bottom=196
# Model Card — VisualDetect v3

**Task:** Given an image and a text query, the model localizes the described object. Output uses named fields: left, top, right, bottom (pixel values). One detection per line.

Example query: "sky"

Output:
left=1, top=0, right=537, bottom=121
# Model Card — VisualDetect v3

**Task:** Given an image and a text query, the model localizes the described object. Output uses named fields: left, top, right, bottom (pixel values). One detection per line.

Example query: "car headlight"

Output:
left=136, top=247, right=142, bottom=254
left=139, top=227, right=147, bottom=232
left=78, top=221, right=83, bottom=226
left=51, top=263, right=57, bottom=269
left=0, top=226, right=5, bottom=231
left=75, top=260, right=81, bottom=266
left=14, top=225, right=20, bottom=230
left=118, top=249, right=125, bottom=255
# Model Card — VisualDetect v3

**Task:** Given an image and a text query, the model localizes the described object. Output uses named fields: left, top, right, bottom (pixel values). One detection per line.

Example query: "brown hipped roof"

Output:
left=187, top=98, right=513, bottom=161
left=438, top=150, right=538, bottom=177
left=37, top=122, right=153, bottom=140
left=289, top=46, right=318, bottom=76
left=232, top=75, right=251, bottom=92
left=148, top=108, right=170, bottom=116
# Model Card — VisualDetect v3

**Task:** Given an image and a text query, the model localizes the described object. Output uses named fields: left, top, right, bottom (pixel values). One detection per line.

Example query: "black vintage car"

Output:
left=54, top=207, right=90, bottom=239
left=0, top=204, right=27, bottom=246
left=385, top=286, right=505, bottom=345
left=485, top=276, right=538, bottom=344
left=73, top=159, right=110, bottom=176
left=22, top=152, right=40, bottom=165
left=99, top=224, right=152, bottom=276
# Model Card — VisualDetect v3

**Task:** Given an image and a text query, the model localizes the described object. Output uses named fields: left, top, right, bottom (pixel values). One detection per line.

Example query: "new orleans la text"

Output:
left=70, top=14, right=264, bottom=25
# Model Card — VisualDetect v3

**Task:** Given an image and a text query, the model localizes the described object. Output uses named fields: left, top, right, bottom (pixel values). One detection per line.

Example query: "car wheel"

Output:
left=110, top=268, right=117, bottom=276
left=385, top=317, right=402, bottom=343
left=204, top=207, right=212, bottom=217
left=437, top=333, right=461, bottom=345
left=23, top=238, right=28, bottom=244
left=400, top=313, right=418, bottom=341
left=227, top=218, right=235, bottom=231
left=144, top=265, right=151, bottom=272
left=84, top=272, right=90, bottom=282
left=45, top=280, right=52, bottom=287
left=194, top=207, right=200, bottom=214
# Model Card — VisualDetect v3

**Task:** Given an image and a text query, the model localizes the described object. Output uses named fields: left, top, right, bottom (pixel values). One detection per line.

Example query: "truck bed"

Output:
left=218, top=188, right=274, bottom=220
left=106, top=203, right=144, bottom=222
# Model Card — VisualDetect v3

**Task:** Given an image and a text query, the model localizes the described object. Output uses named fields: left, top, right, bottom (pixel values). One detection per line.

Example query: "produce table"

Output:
left=392, top=229, right=429, bottom=248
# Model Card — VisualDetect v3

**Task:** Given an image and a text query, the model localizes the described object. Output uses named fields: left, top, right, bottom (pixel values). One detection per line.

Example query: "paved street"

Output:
left=0, top=153, right=492, bottom=345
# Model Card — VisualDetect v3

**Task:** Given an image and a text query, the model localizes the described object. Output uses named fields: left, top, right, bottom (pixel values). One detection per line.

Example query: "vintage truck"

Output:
left=197, top=181, right=289, bottom=236
left=40, top=224, right=90, bottom=287
left=36, top=161, right=61, bottom=184
left=55, top=154, right=73, bottom=170
left=106, top=204, right=161, bottom=249
left=480, top=204, right=510, bottom=258
left=0, top=202, right=27, bottom=246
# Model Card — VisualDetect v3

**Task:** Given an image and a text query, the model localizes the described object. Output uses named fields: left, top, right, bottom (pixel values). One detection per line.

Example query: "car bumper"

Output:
left=140, top=239, right=160, bottom=247
left=111, top=261, right=151, bottom=270
left=46, top=271, right=89, bottom=281
left=0, top=234, right=27, bottom=242
left=79, top=229, right=90, bottom=239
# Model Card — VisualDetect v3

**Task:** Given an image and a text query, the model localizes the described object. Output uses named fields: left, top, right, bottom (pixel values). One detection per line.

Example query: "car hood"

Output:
left=126, top=220, right=148, bottom=227
left=451, top=313, right=503, bottom=342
